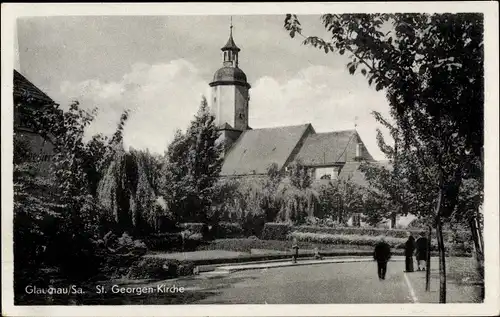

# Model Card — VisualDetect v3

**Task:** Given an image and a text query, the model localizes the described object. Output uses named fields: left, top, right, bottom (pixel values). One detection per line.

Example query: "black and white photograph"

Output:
left=1, top=2, right=499, bottom=316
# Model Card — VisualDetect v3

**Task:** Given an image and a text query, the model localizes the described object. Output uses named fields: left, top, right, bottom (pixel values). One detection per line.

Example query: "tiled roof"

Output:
left=13, top=70, right=54, bottom=104
left=295, top=130, right=374, bottom=166
left=220, top=124, right=313, bottom=176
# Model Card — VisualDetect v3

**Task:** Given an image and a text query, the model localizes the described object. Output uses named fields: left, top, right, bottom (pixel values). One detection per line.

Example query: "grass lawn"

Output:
left=145, top=250, right=248, bottom=261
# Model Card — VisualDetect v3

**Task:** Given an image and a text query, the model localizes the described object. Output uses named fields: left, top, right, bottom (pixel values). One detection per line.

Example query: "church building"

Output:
left=209, top=26, right=375, bottom=185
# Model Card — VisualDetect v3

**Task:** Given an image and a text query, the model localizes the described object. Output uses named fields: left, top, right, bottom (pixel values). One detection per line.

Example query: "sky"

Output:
left=16, top=15, right=393, bottom=160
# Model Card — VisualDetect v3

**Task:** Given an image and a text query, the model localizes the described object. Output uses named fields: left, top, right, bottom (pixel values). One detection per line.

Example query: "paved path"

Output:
left=187, top=257, right=481, bottom=304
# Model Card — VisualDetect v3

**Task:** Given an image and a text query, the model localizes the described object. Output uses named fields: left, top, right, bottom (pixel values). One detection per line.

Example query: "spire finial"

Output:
left=230, top=16, right=233, bottom=34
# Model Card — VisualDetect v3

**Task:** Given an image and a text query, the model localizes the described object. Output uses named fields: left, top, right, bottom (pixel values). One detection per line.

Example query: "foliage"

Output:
left=276, top=161, right=320, bottom=224
left=293, top=224, right=470, bottom=241
left=290, top=231, right=409, bottom=248
left=97, top=147, right=163, bottom=235
left=161, top=97, right=224, bottom=224
left=14, top=99, right=134, bottom=289
left=213, top=222, right=244, bottom=239
left=285, top=13, right=484, bottom=302
left=142, top=232, right=206, bottom=251
left=261, top=223, right=293, bottom=240
left=126, top=258, right=195, bottom=280
left=304, top=216, right=341, bottom=228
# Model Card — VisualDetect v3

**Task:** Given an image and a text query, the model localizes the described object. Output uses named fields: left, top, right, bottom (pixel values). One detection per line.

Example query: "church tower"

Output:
left=209, top=21, right=251, bottom=150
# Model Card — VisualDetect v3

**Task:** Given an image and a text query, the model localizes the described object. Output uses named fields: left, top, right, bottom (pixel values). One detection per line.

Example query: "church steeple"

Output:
left=209, top=17, right=251, bottom=141
left=221, top=19, right=240, bottom=68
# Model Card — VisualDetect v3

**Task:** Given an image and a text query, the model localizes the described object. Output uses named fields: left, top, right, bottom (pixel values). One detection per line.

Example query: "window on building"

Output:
left=314, top=167, right=339, bottom=180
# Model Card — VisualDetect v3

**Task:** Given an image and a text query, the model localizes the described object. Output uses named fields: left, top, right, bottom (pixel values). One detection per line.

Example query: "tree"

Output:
left=334, top=177, right=364, bottom=226
left=97, top=146, right=163, bottom=235
left=249, top=163, right=284, bottom=222
left=284, top=13, right=484, bottom=303
left=14, top=100, right=131, bottom=285
left=359, top=113, right=410, bottom=228
left=276, top=161, right=319, bottom=224
left=162, top=97, right=224, bottom=224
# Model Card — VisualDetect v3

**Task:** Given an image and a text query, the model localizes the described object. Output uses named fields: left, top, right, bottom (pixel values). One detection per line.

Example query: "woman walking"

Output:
left=404, top=232, right=416, bottom=272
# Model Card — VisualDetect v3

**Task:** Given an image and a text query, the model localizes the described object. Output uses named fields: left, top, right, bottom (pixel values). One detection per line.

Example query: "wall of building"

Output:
left=234, top=85, right=249, bottom=130
left=211, top=84, right=249, bottom=131
left=211, top=85, right=236, bottom=128
left=314, top=166, right=339, bottom=180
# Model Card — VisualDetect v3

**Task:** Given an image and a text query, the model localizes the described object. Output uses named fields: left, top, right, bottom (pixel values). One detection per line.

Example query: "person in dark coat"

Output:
left=373, top=237, right=392, bottom=280
left=416, top=232, right=429, bottom=271
left=404, top=233, right=416, bottom=272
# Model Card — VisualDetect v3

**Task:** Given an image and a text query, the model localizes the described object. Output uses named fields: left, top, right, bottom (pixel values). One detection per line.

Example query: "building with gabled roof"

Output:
left=209, top=25, right=377, bottom=185
left=13, top=69, right=59, bottom=174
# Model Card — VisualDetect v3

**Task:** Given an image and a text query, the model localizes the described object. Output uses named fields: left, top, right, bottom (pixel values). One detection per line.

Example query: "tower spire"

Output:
left=221, top=16, right=240, bottom=67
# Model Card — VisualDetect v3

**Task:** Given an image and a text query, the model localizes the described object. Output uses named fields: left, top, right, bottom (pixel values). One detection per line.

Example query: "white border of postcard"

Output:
left=2, top=2, right=499, bottom=316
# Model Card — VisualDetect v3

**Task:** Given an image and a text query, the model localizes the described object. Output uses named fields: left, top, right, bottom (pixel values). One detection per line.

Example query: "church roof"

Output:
left=210, top=66, right=249, bottom=87
left=220, top=124, right=314, bottom=176
left=295, top=129, right=374, bottom=166
left=13, top=70, right=54, bottom=104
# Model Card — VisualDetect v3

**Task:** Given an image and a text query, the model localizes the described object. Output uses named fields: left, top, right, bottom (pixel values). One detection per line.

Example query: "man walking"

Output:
left=416, top=232, right=429, bottom=271
left=373, top=237, right=392, bottom=280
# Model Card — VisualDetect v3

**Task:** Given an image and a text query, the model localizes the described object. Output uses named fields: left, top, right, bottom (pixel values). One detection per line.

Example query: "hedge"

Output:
left=288, top=231, right=481, bottom=253
left=293, top=225, right=471, bottom=241
left=126, top=257, right=195, bottom=280
left=214, top=222, right=244, bottom=239
left=290, top=231, right=410, bottom=249
left=179, top=223, right=205, bottom=234
left=143, top=232, right=205, bottom=251
left=261, top=223, right=292, bottom=240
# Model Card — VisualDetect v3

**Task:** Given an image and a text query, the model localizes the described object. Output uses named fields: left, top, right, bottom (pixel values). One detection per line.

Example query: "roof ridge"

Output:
left=313, top=129, right=357, bottom=135
left=13, top=69, right=54, bottom=103
left=246, top=123, right=311, bottom=131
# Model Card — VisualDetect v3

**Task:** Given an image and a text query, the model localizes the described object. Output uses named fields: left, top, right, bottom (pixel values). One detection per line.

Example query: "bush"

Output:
left=241, top=213, right=267, bottom=237
left=289, top=231, right=408, bottom=248
left=143, top=233, right=183, bottom=251
left=143, top=231, right=207, bottom=252
left=214, top=222, right=244, bottom=239
left=126, top=258, right=195, bottom=280
left=261, top=223, right=292, bottom=240
left=293, top=225, right=470, bottom=241
left=179, top=223, right=205, bottom=234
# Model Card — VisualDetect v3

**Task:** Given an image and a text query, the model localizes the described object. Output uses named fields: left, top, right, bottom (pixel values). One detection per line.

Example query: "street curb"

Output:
left=213, top=257, right=405, bottom=273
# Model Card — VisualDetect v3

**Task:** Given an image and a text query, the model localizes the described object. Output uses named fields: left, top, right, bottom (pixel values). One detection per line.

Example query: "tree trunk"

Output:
left=436, top=215, right=447, bottom=303
left=425, top=224, right=432, bottom=291
left=469, top=213, right=485, bottom=300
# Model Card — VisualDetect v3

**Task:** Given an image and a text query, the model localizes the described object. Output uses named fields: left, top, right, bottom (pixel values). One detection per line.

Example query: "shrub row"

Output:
left=290, top=231, right=411, bottom=249
left=290, top=231, right=474, bottom=254
left=214, top=222, right=245, bottom=239
left=261, top=223, right=292, bottom=240
left=293, top=225, right=471, bottom=241
left=179, top=223, right=205, bottom=234
left=126, top=257, right=195, bottom=280
left=142, top=232, right=204, bottom=251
